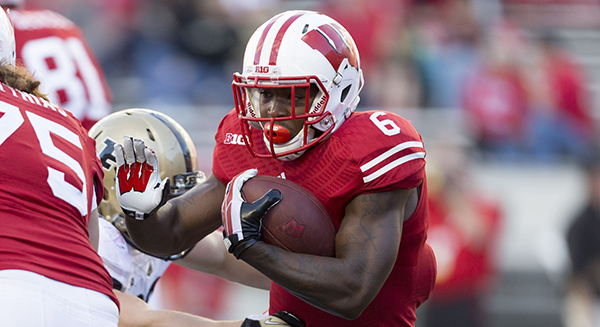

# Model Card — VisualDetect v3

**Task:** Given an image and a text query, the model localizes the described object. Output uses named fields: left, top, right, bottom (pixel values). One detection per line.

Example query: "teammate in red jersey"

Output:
left=115, top=10, right=436, bottom=327
left=0, top=0, right=112, bottom=130
left=0, top=5, right=119, bottom=326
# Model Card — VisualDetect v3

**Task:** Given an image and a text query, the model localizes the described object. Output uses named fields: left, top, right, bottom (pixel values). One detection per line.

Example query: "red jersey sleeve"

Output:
left=332, top=111, right=426, bottom=195
left=212, top=109, right=242, bottom=185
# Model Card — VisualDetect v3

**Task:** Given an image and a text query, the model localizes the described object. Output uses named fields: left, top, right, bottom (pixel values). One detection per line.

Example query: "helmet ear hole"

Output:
left=302, top=24, right=309, bottom=34
left=146, top=128, right=155, bottom=141
left=340, top=85, right=351, bottom=103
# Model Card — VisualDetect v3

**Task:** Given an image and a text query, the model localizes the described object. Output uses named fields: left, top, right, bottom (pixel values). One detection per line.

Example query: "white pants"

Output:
left=0, top=269, right=119, bottom=327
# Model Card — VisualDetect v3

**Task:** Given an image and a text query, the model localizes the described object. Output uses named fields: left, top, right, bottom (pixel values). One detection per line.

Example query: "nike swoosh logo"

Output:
left=263, top=318, right=286, bottom=325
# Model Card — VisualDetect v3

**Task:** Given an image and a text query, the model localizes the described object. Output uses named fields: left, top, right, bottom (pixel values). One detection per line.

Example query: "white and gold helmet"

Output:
left=89, top=108, right=205, bottom=239
left=0, top=6, right=15, bottom=66
left=0, top=0, right=23, bottom=9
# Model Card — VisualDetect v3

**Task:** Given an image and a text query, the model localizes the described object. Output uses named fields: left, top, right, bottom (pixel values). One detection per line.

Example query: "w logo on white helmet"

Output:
left=301, top=23, right=359, bottom=71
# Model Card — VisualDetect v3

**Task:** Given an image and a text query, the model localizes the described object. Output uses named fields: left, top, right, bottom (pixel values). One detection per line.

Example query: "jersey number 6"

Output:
left=370, top=112, right=401, bottom=136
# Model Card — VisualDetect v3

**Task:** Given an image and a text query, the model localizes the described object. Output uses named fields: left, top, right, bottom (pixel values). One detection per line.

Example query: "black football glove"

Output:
left=221, top=169, right=281, bottom=259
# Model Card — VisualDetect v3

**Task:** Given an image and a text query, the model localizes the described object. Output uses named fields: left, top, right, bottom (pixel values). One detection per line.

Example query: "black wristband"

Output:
left=232, top=238, right=258, bottom=259
left=240, top=318, right=259, bottom=327
left=273, top=311, right=305, bottom=327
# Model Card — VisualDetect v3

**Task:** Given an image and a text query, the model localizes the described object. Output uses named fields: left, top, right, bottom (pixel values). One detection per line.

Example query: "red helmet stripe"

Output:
left=253, top=15, right=279, bottom=65
left=268, top=13, right=303, bottom=65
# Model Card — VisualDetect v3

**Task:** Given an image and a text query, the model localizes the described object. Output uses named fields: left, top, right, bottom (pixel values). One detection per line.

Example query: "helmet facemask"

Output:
left=233, top=74, right=334, bottom=160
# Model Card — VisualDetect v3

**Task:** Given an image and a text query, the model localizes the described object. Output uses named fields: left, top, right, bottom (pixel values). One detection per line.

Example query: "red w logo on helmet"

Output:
left=301, top=23, right=358, bottom=71
left=117, top=162, right=155, bottom=194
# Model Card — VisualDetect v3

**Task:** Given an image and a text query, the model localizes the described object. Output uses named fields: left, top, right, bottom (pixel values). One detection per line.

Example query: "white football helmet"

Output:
left=0, top=6, right=15, bottom=66
left=89, top=108, right=205, bottom=259
left=232, top=10, right=363, bottom=160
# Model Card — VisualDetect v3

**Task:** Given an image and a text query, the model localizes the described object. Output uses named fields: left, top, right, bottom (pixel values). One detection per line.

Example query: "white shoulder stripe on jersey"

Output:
left=363, top=152, right=426, bottom=183
left=361, top=141, right=423, bottom=172
left=360, top=141, right=425, bottom=183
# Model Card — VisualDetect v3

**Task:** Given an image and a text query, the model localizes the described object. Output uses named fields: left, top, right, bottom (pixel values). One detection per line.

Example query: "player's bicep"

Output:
left=336, top=189, right=409, bottom=287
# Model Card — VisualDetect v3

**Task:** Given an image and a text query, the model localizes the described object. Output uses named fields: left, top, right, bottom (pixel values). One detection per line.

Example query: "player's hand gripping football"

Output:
left=241, top=311, right=305, bottom=327
left=114, top=136, right=170, bottom=220
left=222, top=169, right=281, bottom=259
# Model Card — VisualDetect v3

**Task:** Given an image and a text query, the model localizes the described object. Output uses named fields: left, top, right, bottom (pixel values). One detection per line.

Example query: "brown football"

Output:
left=241, top=175, right=335, bottom=257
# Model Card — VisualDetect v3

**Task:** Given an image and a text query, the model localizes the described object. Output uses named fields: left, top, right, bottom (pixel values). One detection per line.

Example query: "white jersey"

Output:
left=98, top=218, right=171, bottom=302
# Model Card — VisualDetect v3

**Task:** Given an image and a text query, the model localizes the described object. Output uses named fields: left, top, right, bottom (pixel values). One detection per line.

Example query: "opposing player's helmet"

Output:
left=89, top=108, right=205, bottom=259
left=0, top=0, right=23, bottom=8
left=232, top=10, right=363, bottom=160
left=0, top=6, right=15, bottom=66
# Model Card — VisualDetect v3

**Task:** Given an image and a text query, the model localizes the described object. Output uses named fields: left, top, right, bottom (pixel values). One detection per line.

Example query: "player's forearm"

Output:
left=121, top=305, right=243, bottom=327
left=124, top=201, right=218, bottom=257
left=220, top=254, right=271, bottom=290
left=116, top=289, right=243, bottom=327
left=143, top=311, right=243, bottom=327
left=178, top=232, right=271, bottom=290
left=240, top=242, right=372, bottom=320
left=124, top=174, right=225, bottom=256
left=123, top=202, right=185, bottom=256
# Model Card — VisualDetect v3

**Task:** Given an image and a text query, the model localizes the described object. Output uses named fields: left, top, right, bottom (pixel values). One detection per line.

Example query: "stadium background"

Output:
left=18, top=0, right=600, bottom=326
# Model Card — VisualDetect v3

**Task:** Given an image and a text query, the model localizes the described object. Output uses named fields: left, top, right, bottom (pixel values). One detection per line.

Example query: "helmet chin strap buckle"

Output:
left=332, top=72, right=343, bottom=85
left=263, top=123, right=292, bottom=144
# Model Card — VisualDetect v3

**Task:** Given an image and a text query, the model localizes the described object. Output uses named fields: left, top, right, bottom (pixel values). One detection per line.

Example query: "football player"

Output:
left=115, top=10, right=436, bottom=327
left=1, top=0, right=112, bottom=130
left=89, top=108, right=302, bottom=327
left=0, top=6, right=119, bottom=325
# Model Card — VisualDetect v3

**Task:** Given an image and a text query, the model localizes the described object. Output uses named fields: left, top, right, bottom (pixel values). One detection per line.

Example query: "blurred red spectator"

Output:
left=408, top=0, right=481, bottom=108
left=461, top=20, right=530, bottom=159
left=318, top=0, right=416, bottom=107
left=422, top=143, right=502, bottom=327
left=524, top=31, right=597, bottom=162
left=156, top=264, right=231, bottom=319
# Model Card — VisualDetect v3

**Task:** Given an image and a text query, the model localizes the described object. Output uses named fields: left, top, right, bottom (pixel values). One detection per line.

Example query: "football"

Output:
left=241, top=175, right=336, bottom=257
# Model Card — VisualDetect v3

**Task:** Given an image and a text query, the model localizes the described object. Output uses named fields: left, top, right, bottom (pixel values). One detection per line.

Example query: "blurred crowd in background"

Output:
left=16, top=0, right=600, bottom=326
left=23, top=0, right=600, bottom=164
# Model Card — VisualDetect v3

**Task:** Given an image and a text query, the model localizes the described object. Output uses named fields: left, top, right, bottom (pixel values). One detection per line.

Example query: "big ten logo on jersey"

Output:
left=97, top=137, right=118, bottom=171
left=224, top=133, right=245, bottom=145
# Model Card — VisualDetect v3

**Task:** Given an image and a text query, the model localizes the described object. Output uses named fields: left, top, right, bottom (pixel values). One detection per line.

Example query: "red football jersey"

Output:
left=0, top=82, right=117, bottom=306
left=11, top=9, right=112, bottom=130
left=213, top=109, right=436, bottom=326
